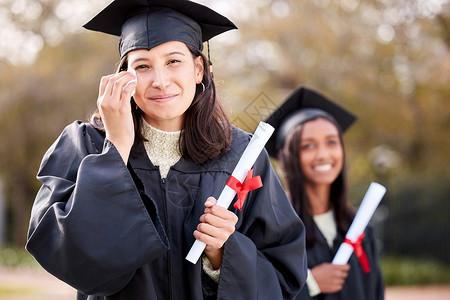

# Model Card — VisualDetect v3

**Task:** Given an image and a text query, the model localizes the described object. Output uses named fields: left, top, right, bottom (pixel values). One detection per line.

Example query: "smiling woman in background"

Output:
left=266, top=87, right=384, bottom=300
left=25, top=0, right=307, bottom=299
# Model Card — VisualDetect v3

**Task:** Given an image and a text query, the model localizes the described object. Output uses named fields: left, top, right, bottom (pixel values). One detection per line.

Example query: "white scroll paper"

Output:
left=332, top=182, right=386, bottom=265
left=185, top=121, right=275, bottom=264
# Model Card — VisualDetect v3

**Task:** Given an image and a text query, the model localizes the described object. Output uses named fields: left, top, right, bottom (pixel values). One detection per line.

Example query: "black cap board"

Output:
left=265, top=87, right=357, bottom=157
left=83, top=0, right=237, bottom=58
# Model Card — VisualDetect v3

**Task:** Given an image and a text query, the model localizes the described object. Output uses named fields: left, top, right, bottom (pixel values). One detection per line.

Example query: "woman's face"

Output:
left=298, top=118, right=344, bottom=187
left=127, top=41, right=204, bottom=131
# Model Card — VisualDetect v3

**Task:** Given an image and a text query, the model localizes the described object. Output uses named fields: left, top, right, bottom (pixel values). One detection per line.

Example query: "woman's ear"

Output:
left=194, top=56, right=204, bottom=84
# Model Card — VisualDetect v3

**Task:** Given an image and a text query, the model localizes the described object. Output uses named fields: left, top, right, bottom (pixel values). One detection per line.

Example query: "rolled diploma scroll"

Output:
left=185, top=121, right=275, bottom=264
left=332, top=182, right=386, bottom=265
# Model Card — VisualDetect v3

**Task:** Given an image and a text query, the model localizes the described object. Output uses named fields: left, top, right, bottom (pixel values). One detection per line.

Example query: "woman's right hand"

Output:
left=97, top=71, right=137, bottom=163
left=311, top=262, right=350, bottom=294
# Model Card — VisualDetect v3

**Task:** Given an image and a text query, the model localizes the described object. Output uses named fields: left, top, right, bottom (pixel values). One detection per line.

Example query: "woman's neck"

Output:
left=305, top=183, right=332, bottom=216
left=143, top=115, right=184, bottom=132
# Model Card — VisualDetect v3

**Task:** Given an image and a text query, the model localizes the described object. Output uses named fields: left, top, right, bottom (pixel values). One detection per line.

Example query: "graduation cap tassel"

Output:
left=207, top=40, right=213, bottom=76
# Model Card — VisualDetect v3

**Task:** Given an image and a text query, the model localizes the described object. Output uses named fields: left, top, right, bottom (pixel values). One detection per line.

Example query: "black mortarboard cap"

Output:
left=83, top=0, right=237, bottom=58
left=265, top=87, right=357, bottom=157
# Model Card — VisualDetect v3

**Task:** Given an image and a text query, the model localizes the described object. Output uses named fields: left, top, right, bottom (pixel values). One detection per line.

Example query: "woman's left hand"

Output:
left=194, top=197, right=238, bottom=270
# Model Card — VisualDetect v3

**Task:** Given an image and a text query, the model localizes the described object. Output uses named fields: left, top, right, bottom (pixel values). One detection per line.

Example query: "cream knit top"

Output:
left=141, top=119, right=182, bottom=178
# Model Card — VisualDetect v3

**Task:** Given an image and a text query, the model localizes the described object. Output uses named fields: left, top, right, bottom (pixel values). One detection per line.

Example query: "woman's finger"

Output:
left=109, top=72, right=136, bottom=102
left=98, top=72, right=136, bottom=112
left=193, top=226, right=227, bottom=249
left=200, top=213, right=236, bottom=233
left=98, top=74, right=114, bottom=106
left=204, top=204, right=238, bottom=221
left=193, top=230, right=216, bottom=248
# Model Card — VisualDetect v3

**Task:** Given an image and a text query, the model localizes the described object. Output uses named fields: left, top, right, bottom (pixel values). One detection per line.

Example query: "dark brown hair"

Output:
left=279, top=117, right=355, bottom=247
left=90, top=44, right=232, bottom=164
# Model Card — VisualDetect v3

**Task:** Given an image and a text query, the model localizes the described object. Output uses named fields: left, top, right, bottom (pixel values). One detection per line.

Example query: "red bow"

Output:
left=344, top=233, right=371, bottom=273
left=226, top=169, right=263, bottom=210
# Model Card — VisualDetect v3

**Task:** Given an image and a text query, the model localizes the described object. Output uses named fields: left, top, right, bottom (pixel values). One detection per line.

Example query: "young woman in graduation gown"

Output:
left=265, top=87, right=384, bottom=300
left=25, top=1, right=307, bottom=299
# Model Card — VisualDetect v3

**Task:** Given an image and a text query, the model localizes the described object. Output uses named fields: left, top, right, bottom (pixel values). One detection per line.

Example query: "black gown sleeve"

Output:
left=217, top=149, right=308, bottom=300
left=26, top=121, right=169, bottom=296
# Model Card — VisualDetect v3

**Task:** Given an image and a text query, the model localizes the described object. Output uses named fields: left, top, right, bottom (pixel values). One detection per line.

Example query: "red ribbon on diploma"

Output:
left=226, top=169, right=263, bottom=210
left=344, top=233, right=371, bottom=273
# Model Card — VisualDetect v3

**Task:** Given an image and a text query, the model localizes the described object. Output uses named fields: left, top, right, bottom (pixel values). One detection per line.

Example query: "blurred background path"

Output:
left=1, top=267, right=449, bottom=300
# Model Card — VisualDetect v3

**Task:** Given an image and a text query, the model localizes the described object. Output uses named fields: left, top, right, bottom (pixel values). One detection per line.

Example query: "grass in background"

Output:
left=0, top=286, right=37, bottom=297
left=0, top=247, right=41, bottom=298
left=381, top=256, right=450, bottom=286
left=0, top=247, right=37, bottom=268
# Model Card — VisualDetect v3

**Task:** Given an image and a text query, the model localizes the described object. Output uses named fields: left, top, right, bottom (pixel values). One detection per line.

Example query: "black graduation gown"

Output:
left=296, top=224, right=384, bottom=300
left=26, top=121, right=307, bottom=300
